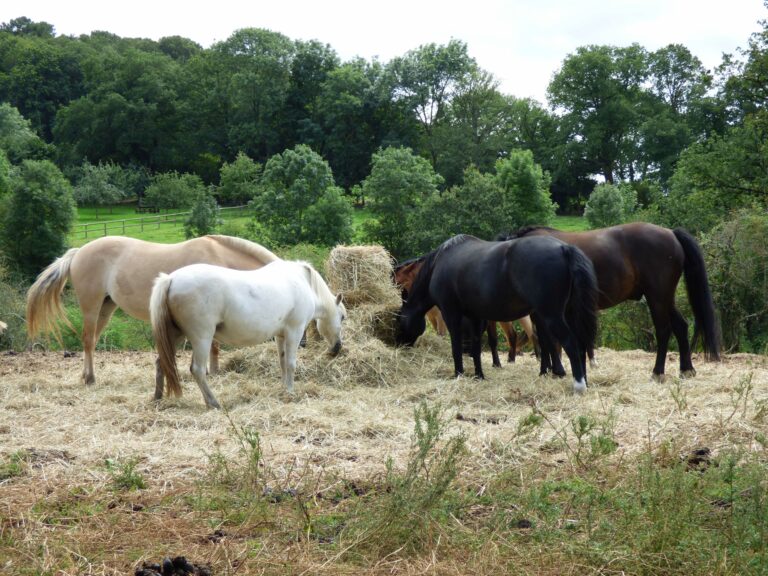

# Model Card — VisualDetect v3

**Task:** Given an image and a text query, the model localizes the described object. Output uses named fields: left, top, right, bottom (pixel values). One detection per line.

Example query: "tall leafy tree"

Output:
left=251, top=144, right=352, bottom=246
left=217, top=152, right=262, bottom=205
left=361, top=146, right=442, bottom=259
left=495, top=149, right=557, bottom=229
left=387, top=40, right=478, bottom=167
left=1, top=159, right=76, bottom=277
left=548, top=44, right=649, bottom=184
left=213, top=28, right=295, bottom=161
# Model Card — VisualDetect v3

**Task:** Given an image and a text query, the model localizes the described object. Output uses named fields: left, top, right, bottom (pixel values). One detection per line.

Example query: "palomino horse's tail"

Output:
left=563, top=245, right=598, bottom=354
left=150, top=273, right=183, bottom=397
left=26, top=248, right=79, bottom=341
left=673, top=228, right=721, bottom=361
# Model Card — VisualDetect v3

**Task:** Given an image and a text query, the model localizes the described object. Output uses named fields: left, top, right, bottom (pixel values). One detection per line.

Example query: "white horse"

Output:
left=150, top=260, right=346, bottom=409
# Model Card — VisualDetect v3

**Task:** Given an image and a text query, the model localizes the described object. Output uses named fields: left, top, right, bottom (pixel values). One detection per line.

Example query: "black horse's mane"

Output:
left=495, top=226, right=557, bottom=241
left=409, top=235, right=476, bottom=297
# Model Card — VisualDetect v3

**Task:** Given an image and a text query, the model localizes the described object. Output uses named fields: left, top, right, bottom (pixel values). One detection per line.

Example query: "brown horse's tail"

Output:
left=673, top=228, right=721, bottom=361
left=150, top=273, right=182, bottom=397
left=563, top=245, right=598, bottom=354
left=26, top=248, right=79, bottom=342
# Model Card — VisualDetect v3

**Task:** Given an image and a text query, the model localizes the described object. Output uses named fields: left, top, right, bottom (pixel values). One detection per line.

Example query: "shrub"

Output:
left=700, top=208, right=768, bottom=353
left=584, top=182, right=637, bottom=229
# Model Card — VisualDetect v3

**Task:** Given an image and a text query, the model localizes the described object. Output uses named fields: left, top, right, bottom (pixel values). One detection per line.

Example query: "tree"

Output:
left=414, top=166, right=506, bottom=251
left=0, top=159, right=76, bottom=277
left=583, top=182, right=638, bottom=228
left=144, top=172, right=205, bottom=210
left=387, top=40, right=478, bottom=167
left=250, top=144, right=352, bottom=246
left=495, top=149, right=557, bottom=229
left=72, top=160, right=126, bottom=218
left=361, top=146, right=442, bottom=259
left=0, top=103, right=47, bottom=162
left=548, top=44, right=648, bottom=183
left=217, top=152, right=261, bottom=205
left=184, top=188, right=221, bottom=239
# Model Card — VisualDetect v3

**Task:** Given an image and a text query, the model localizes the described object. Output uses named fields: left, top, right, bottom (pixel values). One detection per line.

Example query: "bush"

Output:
left=495, top=149, right=557, bottom=229
left=584, top=182, right=637, bottom=229
left=701, top=208, right=768, bottom=353
left=1, top=159, right=76, bottom=279
left=143, top=171, right=205, bottom=210
left=184, top=188, right=221, bottom=238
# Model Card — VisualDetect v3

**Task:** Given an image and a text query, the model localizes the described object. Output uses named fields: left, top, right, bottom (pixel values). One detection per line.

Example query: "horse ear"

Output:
left=335, top=293, right=343, bottom=305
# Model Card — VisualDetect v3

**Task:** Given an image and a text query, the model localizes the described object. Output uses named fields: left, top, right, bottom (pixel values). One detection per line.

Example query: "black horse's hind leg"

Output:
left=534, top=318, right=566, bottom=377
left=487, top=321, right=502, bottom=368
left=544, top=316, right=588, bottom=393
left=445, top=314, right=466, bottom=377
left=647, top=298, right=674, bottom=382
left=469, top=319, right=487, bottom=378
left=671, top=307, right=695, bottom=377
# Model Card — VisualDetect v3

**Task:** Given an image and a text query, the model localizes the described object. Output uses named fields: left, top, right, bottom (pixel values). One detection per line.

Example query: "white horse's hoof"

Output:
left=589, top=358, right=599, bottom=368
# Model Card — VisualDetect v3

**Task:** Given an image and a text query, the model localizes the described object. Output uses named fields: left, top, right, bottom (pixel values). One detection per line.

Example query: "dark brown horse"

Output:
left=499, top=223, right=720, bottom=380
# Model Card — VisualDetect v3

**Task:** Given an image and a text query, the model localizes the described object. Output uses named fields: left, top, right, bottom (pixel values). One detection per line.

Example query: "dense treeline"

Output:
left=1, top=10, right=768, bottom=352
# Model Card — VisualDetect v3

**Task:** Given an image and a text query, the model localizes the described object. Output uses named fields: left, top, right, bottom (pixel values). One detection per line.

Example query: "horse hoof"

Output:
left=681, top=369, right=696, bottom=379
left=589, top=359, right=599, bottom=368
left=572, top=378, right=587, bottom=395
left=651, top=373, right=666, bottom=383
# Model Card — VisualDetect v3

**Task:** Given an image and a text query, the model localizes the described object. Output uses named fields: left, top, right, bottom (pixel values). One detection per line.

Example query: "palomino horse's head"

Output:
left=317, top=293, right=346, bottom=356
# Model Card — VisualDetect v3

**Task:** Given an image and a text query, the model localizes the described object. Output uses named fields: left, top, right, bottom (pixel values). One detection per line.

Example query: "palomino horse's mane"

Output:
left=207, top=235, right=280, bottom=265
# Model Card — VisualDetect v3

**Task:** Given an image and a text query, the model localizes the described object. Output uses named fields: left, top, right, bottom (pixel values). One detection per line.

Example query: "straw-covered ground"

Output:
left=1, top=246, right=766, bottom=575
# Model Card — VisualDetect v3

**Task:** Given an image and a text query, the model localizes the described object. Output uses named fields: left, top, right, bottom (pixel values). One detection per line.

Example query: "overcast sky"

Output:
left=3, top=0, right=765, bottom=103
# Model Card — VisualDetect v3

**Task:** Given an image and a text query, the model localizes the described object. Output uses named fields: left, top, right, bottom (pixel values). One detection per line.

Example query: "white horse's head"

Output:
left=317, top=293, right=346, bottom=356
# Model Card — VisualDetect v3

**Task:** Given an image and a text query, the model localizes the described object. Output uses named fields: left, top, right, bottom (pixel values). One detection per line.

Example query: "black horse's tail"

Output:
left=563, top=245, right=598, bottom=354
left=673, top=228, right=721, bottom=361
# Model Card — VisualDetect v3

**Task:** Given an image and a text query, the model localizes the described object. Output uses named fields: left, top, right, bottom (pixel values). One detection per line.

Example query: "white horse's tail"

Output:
left=26, top=248, right=79, bottom=341
left=150, top=273, right=182, bottom=398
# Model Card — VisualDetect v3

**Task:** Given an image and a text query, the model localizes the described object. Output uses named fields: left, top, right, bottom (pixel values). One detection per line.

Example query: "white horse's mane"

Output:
left=295, top=261, right=337, bottom=312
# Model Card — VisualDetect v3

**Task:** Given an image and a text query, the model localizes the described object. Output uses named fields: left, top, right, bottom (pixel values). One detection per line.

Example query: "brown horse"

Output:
left=394, top=257, right=536, bottom=364
left=26, top=235, right=280, bottom=394
left=499, top=223, right=720, bottom=380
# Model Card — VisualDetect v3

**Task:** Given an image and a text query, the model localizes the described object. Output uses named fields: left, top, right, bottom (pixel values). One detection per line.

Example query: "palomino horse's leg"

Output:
left=189, top=337, right=221, bottom=409
left=209, top=341, right=220, bottom=375
left=275, top=335, right=287, bottom=379
left=80, top=297, right=118, bottom=385
left=280, top=329, right=302, bottom=393
left=498, top=321, right=517, bottom=363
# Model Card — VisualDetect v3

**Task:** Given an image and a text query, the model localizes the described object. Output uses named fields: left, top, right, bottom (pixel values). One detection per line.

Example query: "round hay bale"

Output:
left=326, top=245, right=401, bottom=308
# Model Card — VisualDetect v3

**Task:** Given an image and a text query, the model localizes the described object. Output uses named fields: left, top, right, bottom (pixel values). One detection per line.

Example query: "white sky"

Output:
left=3, top=0, right=766, bottom=104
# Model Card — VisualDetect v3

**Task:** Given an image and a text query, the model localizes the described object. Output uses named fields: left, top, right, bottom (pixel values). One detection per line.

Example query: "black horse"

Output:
left=396, top=234, right=598, bottom=393
left=498, top=222, right=720, bottom=381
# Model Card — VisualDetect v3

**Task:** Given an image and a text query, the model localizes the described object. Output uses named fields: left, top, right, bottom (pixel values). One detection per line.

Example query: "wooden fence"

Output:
left=72, top=205, right=250, bottom=240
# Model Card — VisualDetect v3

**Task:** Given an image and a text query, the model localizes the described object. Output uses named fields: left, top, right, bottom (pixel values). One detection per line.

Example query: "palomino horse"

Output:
left=394, top=257, right=537, bottom=363
left=151, top=260, right=346, bottom=408
left=499, top=223, right=720, bottom=380
left=26, top=235, right=279, bottom=391
left=396, top=235, right=597, bottom=393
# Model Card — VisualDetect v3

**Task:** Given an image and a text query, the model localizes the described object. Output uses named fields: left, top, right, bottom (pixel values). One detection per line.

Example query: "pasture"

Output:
left=2, top=313, right=767, bottom=574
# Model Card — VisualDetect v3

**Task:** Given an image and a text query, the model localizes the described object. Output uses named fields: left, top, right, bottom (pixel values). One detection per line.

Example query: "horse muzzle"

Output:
left=329, top=340, right=342, bottom=357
